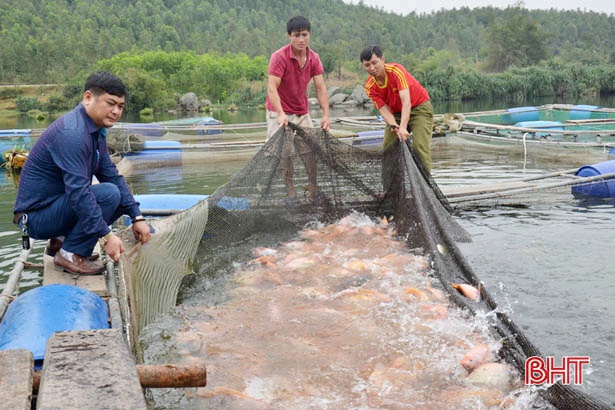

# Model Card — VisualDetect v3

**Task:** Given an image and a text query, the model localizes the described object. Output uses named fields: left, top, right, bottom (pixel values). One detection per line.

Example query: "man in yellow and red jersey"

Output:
left=360, top=45, right=434, bottom=173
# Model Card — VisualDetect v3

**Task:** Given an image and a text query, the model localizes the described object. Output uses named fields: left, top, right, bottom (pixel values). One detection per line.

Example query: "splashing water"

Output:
left=141, top=212, right=550, bottom=409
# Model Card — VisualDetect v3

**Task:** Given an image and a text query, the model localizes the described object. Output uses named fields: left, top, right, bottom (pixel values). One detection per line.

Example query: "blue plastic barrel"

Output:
left=572, top=160, right=615, bottom=198
left=0, top=284, right=109, bottom=368
left=501, top=107, right=539, bottom=125
left=570, top=105, right=606, bottom=120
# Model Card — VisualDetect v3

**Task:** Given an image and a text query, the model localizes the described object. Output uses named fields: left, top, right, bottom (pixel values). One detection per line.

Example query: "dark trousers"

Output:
left=23, top=183, right=122, bottom=256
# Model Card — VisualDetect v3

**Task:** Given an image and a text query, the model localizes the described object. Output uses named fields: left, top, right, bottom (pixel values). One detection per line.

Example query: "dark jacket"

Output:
left=13, top=103, right=140, bottom=238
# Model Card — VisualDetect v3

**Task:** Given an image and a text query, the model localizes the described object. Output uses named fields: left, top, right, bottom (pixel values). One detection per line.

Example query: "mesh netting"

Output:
left=106, top=128, right=146, bottom=155
left=202, top=124, right=612, bottom=410
left=118, top=197, right=209, bottom=351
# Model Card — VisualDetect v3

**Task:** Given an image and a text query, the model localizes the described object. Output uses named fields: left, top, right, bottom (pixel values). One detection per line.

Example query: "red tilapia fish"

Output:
left=156, top=212, right=544, bottom=409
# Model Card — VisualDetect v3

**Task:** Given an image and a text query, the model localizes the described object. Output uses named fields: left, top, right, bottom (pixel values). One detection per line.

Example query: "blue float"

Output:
left=124, top=140, right=182, bottom=166
left=0, top=129, right=31, bottom=137
left=501, top=107, right=539, bottom=125
left=114, top=122, right=165, bottom=137
left=126, top=140, right=181, bottom=157
left=132, top=193, right=249, bottom=218
left=112, top=116, right=222, bottom=137
left=135, top=193, right=208, bottom=215
left=162, top=116, right=223, bottom=135
left=354, top=130, right=384, bottom=146
left=572, top=160, right=615, bottom=198
left=514, top=120, right=564, bottom=138
left=0, top=284, right=109, bottom=368
left=514, top=120, right=564, bottom=129
left=569, top=105, right=607, bottom=121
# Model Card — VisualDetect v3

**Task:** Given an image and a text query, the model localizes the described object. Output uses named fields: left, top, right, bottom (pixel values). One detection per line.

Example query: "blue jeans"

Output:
left=25, top=183, right=122, bottom=256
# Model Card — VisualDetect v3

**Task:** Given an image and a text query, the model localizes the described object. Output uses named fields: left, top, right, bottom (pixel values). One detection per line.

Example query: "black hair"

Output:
left=360, top=45, right=383, bottom=62
left=287, top=16, right=311, bottom=34
left=84, top=71, right=128, bottom=98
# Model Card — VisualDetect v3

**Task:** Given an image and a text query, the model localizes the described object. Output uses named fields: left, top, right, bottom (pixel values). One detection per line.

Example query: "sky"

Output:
left=342, top=0, right=614, bottom=15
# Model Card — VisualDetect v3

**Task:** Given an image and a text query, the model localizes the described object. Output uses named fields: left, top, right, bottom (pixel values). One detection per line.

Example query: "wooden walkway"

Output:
left=42, top=253, right=109, bottom=296
left=0, top=251, right=147, bottom=410
left=1, top=244, right=206, bottom=409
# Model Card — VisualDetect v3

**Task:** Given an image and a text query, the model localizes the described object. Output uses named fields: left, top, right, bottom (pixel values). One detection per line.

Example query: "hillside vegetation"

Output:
left=2, top=0, right=615, bottom=112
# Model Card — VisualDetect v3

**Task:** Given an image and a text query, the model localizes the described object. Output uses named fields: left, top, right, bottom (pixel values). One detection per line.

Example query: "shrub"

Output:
left=15, top=96, right=40, bottom=112
left=139, top=107, right=154, bottom=117
left=43, top=93, right=71, bottom=112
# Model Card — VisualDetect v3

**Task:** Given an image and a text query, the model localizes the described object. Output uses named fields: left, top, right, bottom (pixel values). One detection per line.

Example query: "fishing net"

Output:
left=106, top=129, right=146, bottom=155
left=117, top=196, right=208, bottom=354
left=198, top=124, right=610, bottom=409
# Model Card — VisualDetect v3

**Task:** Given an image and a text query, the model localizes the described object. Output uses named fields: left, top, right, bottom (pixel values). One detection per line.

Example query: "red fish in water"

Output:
left=450, top=283, right=481, bottom=302
left=460, top=344, right=492, bottom=372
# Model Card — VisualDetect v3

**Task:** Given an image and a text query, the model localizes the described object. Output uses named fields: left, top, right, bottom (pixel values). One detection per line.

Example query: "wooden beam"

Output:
left=37, top=329, right=147, bottom=410
left=0, top=349, right=34, bottom=410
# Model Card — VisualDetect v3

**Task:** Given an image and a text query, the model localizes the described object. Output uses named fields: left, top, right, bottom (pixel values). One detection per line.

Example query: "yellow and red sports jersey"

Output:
left=364, top=63, right=429, bottom=113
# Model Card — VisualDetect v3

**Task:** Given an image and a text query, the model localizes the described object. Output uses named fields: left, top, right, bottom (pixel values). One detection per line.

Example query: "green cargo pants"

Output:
left=382, top=100, right=433, bottom=173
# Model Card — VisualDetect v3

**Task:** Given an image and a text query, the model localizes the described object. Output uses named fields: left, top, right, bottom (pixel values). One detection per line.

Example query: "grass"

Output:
left=0, top=99, right=16, bottom=111
left=0, top=84, right=64, bottom=112
left=0, top=109, right=19, bottom=117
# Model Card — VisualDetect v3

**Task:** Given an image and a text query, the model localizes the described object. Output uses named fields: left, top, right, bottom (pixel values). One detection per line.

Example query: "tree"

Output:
left=484, top=6, right=548, bottom=72
left=319, top=41, right=349, bottom=80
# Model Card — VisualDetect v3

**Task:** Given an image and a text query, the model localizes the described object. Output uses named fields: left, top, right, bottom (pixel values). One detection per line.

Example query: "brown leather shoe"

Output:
left=46, top=239, right=99, bottom=261
left=54, top=252, right=105, bottom=275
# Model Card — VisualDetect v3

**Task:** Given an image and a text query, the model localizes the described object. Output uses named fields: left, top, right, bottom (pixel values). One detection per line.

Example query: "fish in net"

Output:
left=195, top=124, right=611, bottom=409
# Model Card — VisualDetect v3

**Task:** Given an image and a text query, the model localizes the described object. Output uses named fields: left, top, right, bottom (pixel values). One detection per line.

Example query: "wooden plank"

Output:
left=42, top=254, right=109, bottom=298
left=442, top=181, right=536, bottom=198
left=37, top=329, right=147, bottom=410
left=0, top=349, right=34, bottom=410
left=445, top=172, right=615, bottom=204
left=440, top=168, right=582, bottom=200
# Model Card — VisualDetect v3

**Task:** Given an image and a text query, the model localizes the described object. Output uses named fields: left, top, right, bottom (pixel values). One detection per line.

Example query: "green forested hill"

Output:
left=1, top=0, right=614, bottom=84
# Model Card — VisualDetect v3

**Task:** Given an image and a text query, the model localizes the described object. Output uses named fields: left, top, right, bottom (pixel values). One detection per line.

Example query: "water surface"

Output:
left=1, top=103, right=614, bottom=406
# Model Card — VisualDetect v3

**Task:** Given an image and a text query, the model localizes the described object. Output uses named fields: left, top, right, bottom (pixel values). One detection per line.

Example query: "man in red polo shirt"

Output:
left=360, top=45, right=434, bottom=174
left=266, top=15, right=330, bottom=204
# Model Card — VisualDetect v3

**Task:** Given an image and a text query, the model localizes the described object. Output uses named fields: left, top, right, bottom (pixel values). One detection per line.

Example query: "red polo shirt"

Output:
left=266, top=44, right=324, bottom=115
